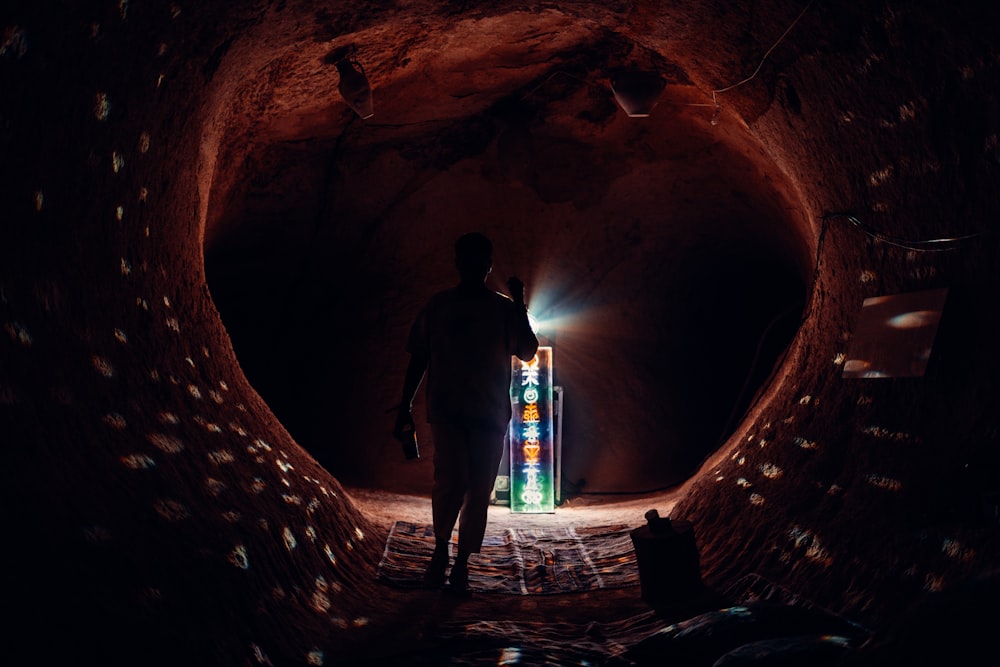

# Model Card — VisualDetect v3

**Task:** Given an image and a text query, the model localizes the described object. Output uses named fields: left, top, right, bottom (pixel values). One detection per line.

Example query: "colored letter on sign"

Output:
left=510, top=347, right=555, bottom=513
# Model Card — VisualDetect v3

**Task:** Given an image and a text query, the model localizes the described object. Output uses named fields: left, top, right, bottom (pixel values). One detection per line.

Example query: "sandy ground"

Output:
left=338, top=486, right=733, bottom=665
left=344, top=486, right=682, bottom=534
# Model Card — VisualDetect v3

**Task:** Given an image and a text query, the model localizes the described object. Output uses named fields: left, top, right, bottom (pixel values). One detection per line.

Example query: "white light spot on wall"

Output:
left=103, top=412, right=127, bottom=429
left=311, top=588, right=331, bottom=614
left=148, top=432, right=184, bottom=453
left=119, top=0, right=129, bottom=20
left=222, top=511, right=241, bottom=523
left=208, top=450, right=234, bottom=465
left=188, top=384, right=201, bottom=399
left=154, top=498, right=189, bottom=521
left=833, top=352, right=846, bottom=365
left=737, top=477, right=752, bottom=488
left=868, top=166, right=894, bottom=186
left=112, top=151, right=125, bottom=173
left=166, top=317, right=180, bottom=332
left=759, top=463, right=783, bottom=479
left=799, top=395, right=812, bottom=405
left=282, top=494, right=302, bottom=505
left=305, top=525, right=317, bottom=541
left=277, top=459, right=293, bottom=473
left=138, top=132, right=150, bottom=154
left=210, top=390, right=224, bottom=404
left=184, top=356, right=195, bottom=368
left=307, top=649, right=325, bottom=665
left=898, top=101, right=917, bottom=121
left=250, top=478, right=266, bottom=494
left=139, top=187, right=149, bottom=203
left=219, top=381, right=229, bottom=391
left=499, top=648, right=521, bottom=665
left=206, top=478, right=227, bottom=496
left=859, top=270, right=877, bottom=283
left=169, top=3, right=182, bottom=19
left=283, top=526, right=297, bottom=551
left=942, top=538, right=975, bottom=562
left=94, top=92, right=111, bottom=120
left=229, top=545, right=249, bottom=570
left=158, top=411, right=179, bottom=425
left=354, top=527, right=364, bottom=541
left=749, top=493, right=765, bottom=506
left=923, top=574, right=945, bottom=593
left=33, top=190, right=43, bottom=211
left=794, top=437, right=818, bottom=450
left=92, top=355, right=114, bottom=378
left=866, top=473, right=902, bottom=491
left=5, top=322, right=33, bottom=346
left=121, top=454, right=155, bottom=469
left=136, top=297, right=149, bottom=310
left=121, top=258, right=132, bottom=275
left=163, top=296, right=171, bottom=308
left=156, top=73, right=165, bottom=88
left=862, top=425, right=918, bottom=443
left=324, top=544, right=337, bottom=565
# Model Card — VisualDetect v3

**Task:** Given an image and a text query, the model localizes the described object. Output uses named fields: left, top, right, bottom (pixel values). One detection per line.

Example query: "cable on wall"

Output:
left=701, top=0, right=816, bottom=123
left=823, top=212, right=993, bottom=252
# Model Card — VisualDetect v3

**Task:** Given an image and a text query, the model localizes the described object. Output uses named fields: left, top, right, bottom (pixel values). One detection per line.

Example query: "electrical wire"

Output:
left=701, top=0, right=816, bottom=119
left=823, top=212, right=992, bottom=252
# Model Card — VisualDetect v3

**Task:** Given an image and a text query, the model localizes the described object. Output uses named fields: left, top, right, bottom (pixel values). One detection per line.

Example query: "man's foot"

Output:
left=422, top=546, right=449, bottom=588
left=445, top=560, right=471, bottom=597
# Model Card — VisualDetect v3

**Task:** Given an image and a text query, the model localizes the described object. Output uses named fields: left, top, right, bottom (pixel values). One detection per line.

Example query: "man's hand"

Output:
left=507, top=276, right=526, bottom=306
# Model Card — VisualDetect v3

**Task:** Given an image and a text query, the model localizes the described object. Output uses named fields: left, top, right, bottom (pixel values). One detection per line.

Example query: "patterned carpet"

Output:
left=376, top=521, right=640, bottom=594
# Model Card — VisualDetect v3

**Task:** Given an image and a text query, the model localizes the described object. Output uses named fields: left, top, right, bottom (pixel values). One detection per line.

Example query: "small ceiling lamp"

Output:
left=610, top=70, right=665, bottom=118
left=335, top=57, right=374, bottom=119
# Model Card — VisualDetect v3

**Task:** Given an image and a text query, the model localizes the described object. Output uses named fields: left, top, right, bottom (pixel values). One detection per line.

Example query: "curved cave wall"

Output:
left=2, top=0, right=999, bottom=663
left=202, top=66, right=810, bottom=494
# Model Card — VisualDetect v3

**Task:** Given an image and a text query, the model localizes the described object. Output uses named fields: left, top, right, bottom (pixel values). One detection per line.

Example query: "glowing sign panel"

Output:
left=510, top=347, right=555, bottom=513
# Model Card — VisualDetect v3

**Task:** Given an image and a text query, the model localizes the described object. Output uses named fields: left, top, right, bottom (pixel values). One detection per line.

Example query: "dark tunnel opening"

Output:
left=204, top=106, right=810, bottom=495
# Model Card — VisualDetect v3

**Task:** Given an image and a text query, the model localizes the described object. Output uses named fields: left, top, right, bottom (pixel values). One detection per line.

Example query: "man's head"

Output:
left=455, top=232, right=493, bottom=283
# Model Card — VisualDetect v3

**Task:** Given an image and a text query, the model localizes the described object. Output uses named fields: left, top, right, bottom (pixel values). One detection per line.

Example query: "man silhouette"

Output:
left=394, top=232, right=538, bottom=595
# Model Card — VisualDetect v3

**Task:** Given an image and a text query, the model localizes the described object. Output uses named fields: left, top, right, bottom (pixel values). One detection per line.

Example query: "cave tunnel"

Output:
left=3, top=1, right=1000, bottom=665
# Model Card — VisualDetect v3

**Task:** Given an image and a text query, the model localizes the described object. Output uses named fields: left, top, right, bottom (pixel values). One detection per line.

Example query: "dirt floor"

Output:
left=340, top=487, right=736, bottom=665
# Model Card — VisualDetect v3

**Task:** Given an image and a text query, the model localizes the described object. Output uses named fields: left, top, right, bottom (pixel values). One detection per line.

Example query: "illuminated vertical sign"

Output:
left=510, top=347, right=555, bottom=513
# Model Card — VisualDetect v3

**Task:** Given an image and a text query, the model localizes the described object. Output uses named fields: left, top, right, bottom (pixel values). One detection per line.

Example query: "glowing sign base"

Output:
left=510, top=347, right=555, bottom=514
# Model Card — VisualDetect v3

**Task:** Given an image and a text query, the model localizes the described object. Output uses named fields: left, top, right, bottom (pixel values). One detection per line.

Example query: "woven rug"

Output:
left=376, top=521, right=640, bottom=594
